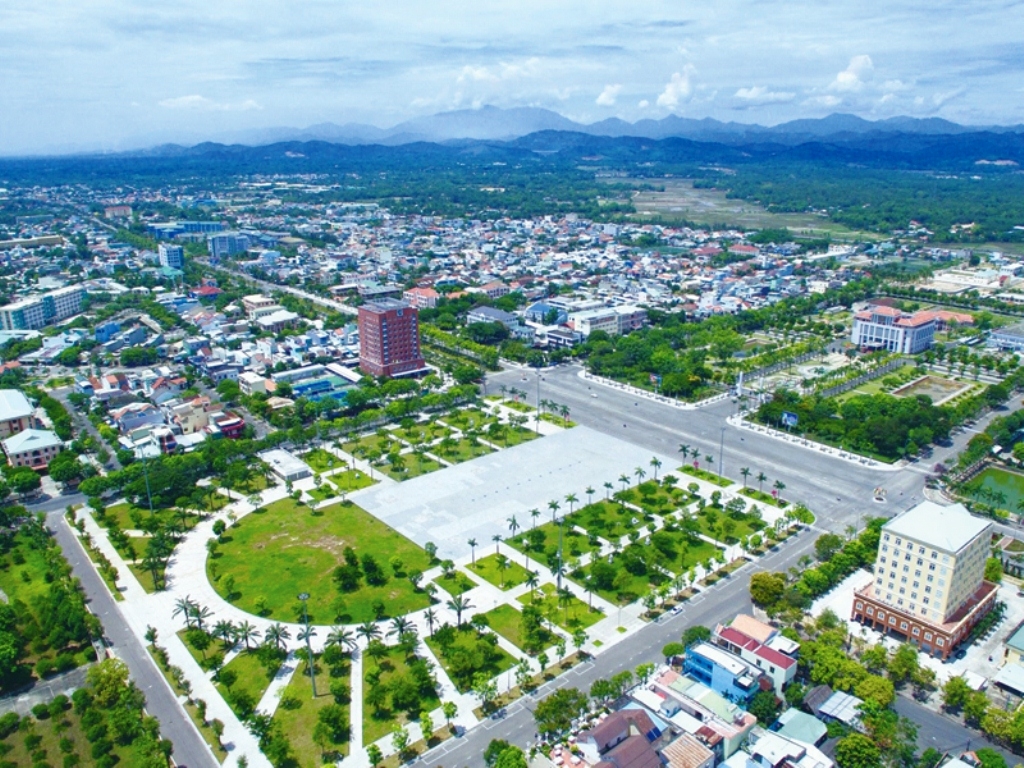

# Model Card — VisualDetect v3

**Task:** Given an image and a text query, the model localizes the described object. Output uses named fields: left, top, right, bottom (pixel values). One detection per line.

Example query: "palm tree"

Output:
left=740, top=467, right=751, bottom=488
left=266, top=623, right=291, bottom=651
left=297, top=623, right=317, bottom=652
left=530, top=508, right=541, bottom=529
left=525, top=571, right=540, bottom=603
left=548, top=499, right=560, bottom=523
left=446, top=595, right=473, bottom=626
left=213, top=620, right=236, bottom=649
left=507, top=515, right=520, bottom=539
left=650, top=457, right=662, bottom=481
left=757, top=472, right=767, bottom=494
left=773, top=480, right=786, bottom=501
left=496, top=554, right=510, bottom=587
left=585, top=486, right=595, bottom=507
left=424, top=608, right=438, bottom=636
left=618, top=474, right=630, bottom=493
left=634, top=466, right=646, bottom=485
left=559, top=404, right=570, bottom=424
left=468, top=538, right=478, bottom=566
left=236, top=620, right=260, bottom=651
left=173, top=596, right=196, bottom=629
left=191, top=604, right=213, bottom=632
left=565, top=493, right=578, bottom=516
left=704, top=454, right=713, bottom=468
left=603, top=481, right=614, bottom=500
left=326, top=626, right=354, bottom=653
left=356, top=621, right=381, bottom=644
left=388, top=616, right=415, bottom=641
left=678, top=443, right=691, bottom=461
left=492, top=533, right=502, bottom=555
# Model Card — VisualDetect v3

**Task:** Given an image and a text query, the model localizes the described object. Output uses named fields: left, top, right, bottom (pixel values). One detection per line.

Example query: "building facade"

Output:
left=2, top=428, right=62, bottom=469
left=850, top=305, right=935, bottom=353
left=158, top=244, right=185, bottom=270
left=851, top=501, right=997, bottom=659
left=0, top=286, right=85, bottom=331
left=357, top=299, right=426, bottom=378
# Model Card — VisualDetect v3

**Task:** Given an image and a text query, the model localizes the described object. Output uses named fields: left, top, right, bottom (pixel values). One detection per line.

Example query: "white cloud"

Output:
left=596, top=83, right=622, bottom=106
left=734, top=86, right=795, bottom=103
left=656, top=66, right=695, bottom=108
left=807, top=94, right=842, bottom=107
left=829, top=54, right=874, bottom=92
left=638, top=99, right=650, bottom=109
left=158, top=94, right=261, bottom=111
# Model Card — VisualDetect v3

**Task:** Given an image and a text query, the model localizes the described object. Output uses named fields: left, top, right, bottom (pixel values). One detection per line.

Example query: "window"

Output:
left=889, top=617, right=897, bottom=625
left=901, top=622, right=909, bottom=630
left=913, top=628, right=921, bottom=636
left=937, top=638, right=945, bottom=646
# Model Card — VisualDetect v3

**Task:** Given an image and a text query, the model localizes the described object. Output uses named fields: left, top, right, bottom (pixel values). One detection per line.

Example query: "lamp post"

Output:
left=718, top=427, right=725, bottom=481
left=535, top=369, right=542, bottom=434
left=298, top=591, right=317, bottom=697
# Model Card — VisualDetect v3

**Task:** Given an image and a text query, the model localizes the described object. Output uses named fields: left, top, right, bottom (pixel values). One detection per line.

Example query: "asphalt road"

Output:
left=43, top=507, right=218, bottom=768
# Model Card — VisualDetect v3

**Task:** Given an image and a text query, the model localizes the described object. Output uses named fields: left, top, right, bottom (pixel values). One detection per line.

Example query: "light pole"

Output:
left=535, top=369, right=542, bottom=435
left=298, top=591, right=317, bottom=697
left=556, top=515, right=564, bottom=591
left=718, top=427, right=725, bottom=481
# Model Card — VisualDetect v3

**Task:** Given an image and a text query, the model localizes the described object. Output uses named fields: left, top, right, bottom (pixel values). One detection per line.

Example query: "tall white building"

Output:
left=158, top=244, right=185, bottom=270
left=850, top=305, right=935, bottom=353
left=0, top=286, right=85, bottom=331
left=852, top=501, right=997, bottom=659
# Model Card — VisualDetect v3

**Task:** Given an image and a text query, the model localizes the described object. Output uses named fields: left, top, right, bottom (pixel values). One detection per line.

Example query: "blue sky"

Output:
left=2, top=0, right=1022, bottom=154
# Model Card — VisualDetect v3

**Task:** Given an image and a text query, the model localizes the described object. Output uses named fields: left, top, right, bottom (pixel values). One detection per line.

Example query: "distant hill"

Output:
left=199, top=107, right=1024, bottom=149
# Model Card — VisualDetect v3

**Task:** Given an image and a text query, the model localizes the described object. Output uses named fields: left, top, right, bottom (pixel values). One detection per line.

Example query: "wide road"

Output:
left=43, top=508, right=218, bottom=768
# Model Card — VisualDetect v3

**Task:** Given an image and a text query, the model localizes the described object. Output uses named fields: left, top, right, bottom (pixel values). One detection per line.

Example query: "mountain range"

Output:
left=202, top=106, right=1024, bottom=148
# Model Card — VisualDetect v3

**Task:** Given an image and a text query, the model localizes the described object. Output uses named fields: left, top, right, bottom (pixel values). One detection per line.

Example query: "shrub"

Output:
left=31, top=703, right=51, bottom=720
left=34, top=658, right=55, bottom=678
left=0, top=713, right=20, bottom=739
left=89, top=738, right=113, bottom=759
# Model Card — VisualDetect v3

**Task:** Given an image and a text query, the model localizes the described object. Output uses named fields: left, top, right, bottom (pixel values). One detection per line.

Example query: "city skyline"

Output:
left=2, top=0, right=1023, bottom=155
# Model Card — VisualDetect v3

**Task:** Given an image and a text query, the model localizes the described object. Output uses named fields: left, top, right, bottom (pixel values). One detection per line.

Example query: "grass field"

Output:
left=690, top=509, right=765, bottom=544
left=615, top=481, right=687, bottom=516
left=382, top=452, right=445, bottom=481
left=468, top=552, right=534, bottom=590
left=424, top=628, right=516, bottom=694
left=273, top=652, right=351, bottom=764
left=520, top=583, right=603, bottom=632
left=431, top=437, right=495, bottom=464
left=302, top=447, right=346, bottom=474
left=439, top=407, right=499, bottom=432
left=433, top=571, right=477, bottom=597
left=362, top=646, right=439, bottom=743
left=567, top=500, right=647, bottom=541
left=208, top=498, right=432, bottom=624
left=392, top=422, right=452, bottom=444
left=215, top=648, right=282, bottom=719
left=327, top=469, right=376, bottom=494
left=480, top=603, right=554, bottom=654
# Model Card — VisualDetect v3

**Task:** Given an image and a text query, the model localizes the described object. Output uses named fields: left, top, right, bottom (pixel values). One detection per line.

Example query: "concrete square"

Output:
left=352, top=426, right=677, bottom=559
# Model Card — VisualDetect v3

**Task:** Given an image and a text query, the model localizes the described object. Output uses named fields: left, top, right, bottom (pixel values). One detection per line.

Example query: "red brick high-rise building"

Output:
left=357, top=299, right=427, bottom=378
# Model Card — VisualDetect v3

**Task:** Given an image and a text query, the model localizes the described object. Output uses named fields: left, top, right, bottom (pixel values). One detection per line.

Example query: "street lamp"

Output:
left=718, top=427, right=725, bottom=481
left=298, top=591, right=317, bottom=697
left=535, top=369, right=542, bottom=435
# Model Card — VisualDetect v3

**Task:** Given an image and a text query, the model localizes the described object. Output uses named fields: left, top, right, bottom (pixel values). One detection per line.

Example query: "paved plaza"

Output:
left=353, top=425, right=677, bottom=559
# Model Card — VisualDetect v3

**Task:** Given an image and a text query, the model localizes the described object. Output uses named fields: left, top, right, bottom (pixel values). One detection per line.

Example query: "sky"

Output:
left=2, top=0, right=1023, bottom=155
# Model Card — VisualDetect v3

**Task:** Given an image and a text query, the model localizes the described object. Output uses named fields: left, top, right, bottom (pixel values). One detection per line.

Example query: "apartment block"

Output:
left=0, top=285, right=85, bottom=331
left=852, top=500, right=996, bottom=659
left=357, top=299, right=426, bottom=378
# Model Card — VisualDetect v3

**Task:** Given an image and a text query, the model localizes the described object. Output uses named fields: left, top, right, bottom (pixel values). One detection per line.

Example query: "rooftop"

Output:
left=882, top=500, right=990, bottom=554
left=0, top=389, right=33, bottom=421
left=2, top=428, right=62, bottom=454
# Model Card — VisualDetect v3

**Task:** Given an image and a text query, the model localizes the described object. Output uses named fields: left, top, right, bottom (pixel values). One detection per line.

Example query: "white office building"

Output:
left=850, top=305, right=935, bottom=353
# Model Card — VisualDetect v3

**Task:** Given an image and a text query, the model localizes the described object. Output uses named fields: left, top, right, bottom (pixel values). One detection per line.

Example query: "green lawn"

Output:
left=433, top=571, right=477, bottom=597
left=502, top=400, right=535, bottom=413
left=177, top=628, right=220, bottom=671
left=343, top=433, right=403, bottom=460
left=690, top=509, right=766, bottom=544
left=382, top=452, right=445, bottom=481
left=208, top=498, right=432, bottom=624
left=439, top=407, right=499, bottom=432
left=505, top=518, right=597, bottom=562
left=424, top=627, right=516, bottom=694
left=615, top=481, right=687, bottom=516
left=566, top=500, right=647, bottom=541
left=679, top=465, right=733, bottom=487
left=215, top=648, right=282, bottom=719
left=739, top=487, right=789, bottom=508
left=273, top=652, right=351, bottom=764
left=468, top=552, right=534, bottom=590
left=519, top=583, right=603, bottom=632
left=392, top=423, right=452, bottom=443
left=494, top=425, right=542, bottom=447
left=539, top=412, right=576, bottom=428
left=431, top=437, right=496, bottom=463
left=363, top=646, right=440, bottom=743
left=102, top=502, right=200, bottom=533
left=127, top=558, right=166, bottom=593
left=570, top=550, right=671, bottom=605
left=302, top=447, right=345, bottom=474
left=479, top=604, right=552, bottom=653
left=648, top=527, right=724, bottom=574
left=328, top=469, right=376, bottom=493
